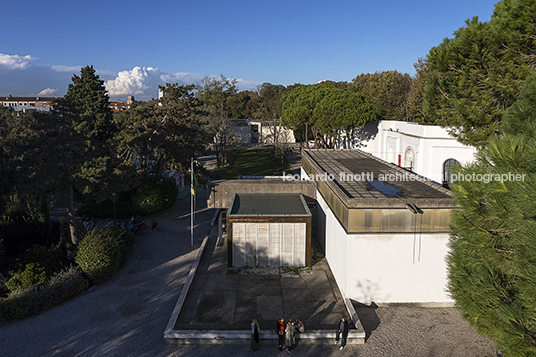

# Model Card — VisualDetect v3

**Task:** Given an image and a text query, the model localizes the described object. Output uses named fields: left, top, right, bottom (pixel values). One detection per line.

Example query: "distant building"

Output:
left=109, top=96, right=136, bottom=112
left=335, top=120, right=477, bottom=188
left=0, top=96, right=56, bottom=111
left=225, top=119, right=296, bottom=145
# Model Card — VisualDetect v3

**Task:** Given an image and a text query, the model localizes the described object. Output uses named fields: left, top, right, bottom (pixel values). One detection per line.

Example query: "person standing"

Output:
left=285, top=320, right=296, bottom=353
left=335, top=317, right=349, bottom=350
left=276, top=317, right=285, bottom=351
left=251, top=318, right=260, bottom=351
left=294, top=319, right=304, bottom=333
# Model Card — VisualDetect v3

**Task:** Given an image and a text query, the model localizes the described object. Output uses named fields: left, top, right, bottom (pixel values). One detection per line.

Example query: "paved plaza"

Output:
left=172, top=227, right=352, bottom=332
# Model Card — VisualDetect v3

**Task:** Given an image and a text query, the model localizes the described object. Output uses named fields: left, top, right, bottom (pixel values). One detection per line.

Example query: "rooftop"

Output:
left=303, top=149, right=455, bottom=209
left=229, top=193, right=311, bottom=216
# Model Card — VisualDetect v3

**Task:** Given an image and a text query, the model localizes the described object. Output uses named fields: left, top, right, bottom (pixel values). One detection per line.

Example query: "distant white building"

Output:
left=335, top=120, right=477, bottom=188
left=226, top=119, right=296, bottom=145
left=0, top=96, right=56, bottom=112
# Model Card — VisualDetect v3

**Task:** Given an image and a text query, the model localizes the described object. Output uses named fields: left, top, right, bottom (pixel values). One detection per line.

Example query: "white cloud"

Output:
left=105, top=67, right=261, bottom=100
left=0, top=53, right=36, bottom=70
left=38, top=88, right=58, bottom=96
left=235, top=78, right=262, bottom=91
left=105, top=67, right=205, bottom=99
left=0, top=54, right=262, bottom=100
left=51, top=65, right=81, bottom=73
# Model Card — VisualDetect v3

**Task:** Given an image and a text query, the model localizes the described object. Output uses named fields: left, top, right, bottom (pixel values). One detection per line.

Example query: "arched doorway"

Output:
left=404, top=146, right=415, bottom=171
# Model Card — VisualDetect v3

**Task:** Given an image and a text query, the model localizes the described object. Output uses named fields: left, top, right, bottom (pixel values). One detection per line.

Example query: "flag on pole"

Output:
left=191, top=174, right=199, bottom=197
left=191, top=160, right=198, bottom=198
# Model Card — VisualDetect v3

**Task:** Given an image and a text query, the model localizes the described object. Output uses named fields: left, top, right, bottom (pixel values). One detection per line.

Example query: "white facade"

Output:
left=335, top=120, right=477, bottom=185
left=314, top=190, right=451, bottom=304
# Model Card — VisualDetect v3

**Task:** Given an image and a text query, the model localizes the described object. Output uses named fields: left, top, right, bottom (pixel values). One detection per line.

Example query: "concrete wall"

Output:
left=335, top=120, right=477, bottom=184
left=230, top=125, right=252, bottom=145
left=301, top=166, right=452, bottom=304
left=316, top=191, right=452, bottom=304
left=231, top=222, right=306, bottom=267
left=207, top=180, right=317, bottom=209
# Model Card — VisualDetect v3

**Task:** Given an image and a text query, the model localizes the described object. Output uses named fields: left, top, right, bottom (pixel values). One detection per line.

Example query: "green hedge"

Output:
left=0, top=266, right=89, bottom=323
left=5, top=263, right=48, bottom=292
left=75, top=228, right=134, bottom=284
left=132, top=178, right=178, bottom=216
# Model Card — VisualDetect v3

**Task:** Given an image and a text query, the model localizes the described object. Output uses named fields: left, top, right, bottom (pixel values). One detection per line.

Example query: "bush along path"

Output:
left=0, top=177, right=179, bottom=324
left=0, top=189, right=215, bottom=356
left=0, top=228, right=134, bottom=323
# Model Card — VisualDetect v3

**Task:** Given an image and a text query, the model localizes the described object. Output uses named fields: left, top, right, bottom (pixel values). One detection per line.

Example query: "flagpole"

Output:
left=191, top=157, right=194, bottom=247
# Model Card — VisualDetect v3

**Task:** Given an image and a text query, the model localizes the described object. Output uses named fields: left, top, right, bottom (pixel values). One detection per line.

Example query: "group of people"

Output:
left=115, top=217, right=158, bottom=235
left=275, top=317, right=304, bottom=352
left=250, top=316, right=349, bottom=352
left=81, top=217, right=96, bottom=230
left=250, top=317, right=304, bottom=352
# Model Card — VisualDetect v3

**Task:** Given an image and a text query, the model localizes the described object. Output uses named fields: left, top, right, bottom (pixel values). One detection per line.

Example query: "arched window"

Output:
left=443, top=159, right=460, bottom=189
left=404, top=146, right=415, bottom=171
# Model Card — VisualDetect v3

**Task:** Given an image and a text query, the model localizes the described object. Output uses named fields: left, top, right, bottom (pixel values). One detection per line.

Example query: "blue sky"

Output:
left=1, top=0, right=498, bottom=100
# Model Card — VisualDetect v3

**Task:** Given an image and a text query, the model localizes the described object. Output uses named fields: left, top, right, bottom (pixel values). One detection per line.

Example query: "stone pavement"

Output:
left=163, top=146, right=365, bottom=343
left=171, top=227, right=352, bottom=333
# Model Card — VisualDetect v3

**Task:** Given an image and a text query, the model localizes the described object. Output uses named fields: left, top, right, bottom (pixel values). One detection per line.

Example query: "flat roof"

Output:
left=229, top=193, right=311, bottom=216
left=303, top=150, right=455, bottom=208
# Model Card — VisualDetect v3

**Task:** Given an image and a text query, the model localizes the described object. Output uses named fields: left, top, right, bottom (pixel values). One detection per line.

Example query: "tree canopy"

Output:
left=114, top=83, right=206, bottom=174
left=281, top=83, right=376, bottom=148
left=348, top=70, right=412, bottom=121
left=424, top=0, right=536, bottom=147
left=52, top=65, right=119, bottom=244
left=448, top=71, right=536, bottom=356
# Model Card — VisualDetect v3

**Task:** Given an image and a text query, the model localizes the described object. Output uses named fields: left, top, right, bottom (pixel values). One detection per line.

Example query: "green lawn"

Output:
left=214, top=149, right=290, bottom=179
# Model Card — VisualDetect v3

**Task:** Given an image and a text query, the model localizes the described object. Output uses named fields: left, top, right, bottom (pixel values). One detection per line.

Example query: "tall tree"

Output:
left=0, top=108, right=54, bottom=210
left=281, top=83, right=376, bottom=148
left=406, top=58, right=431, bottom=124
left=53, top=65, right=116, bottom=244
left=424, top=0, right=536, bottom=147
left=348, top=70, right=412, bottom=121
left=448, top=72, right=536, bottom=356
left=114, top=83, right=206, bottom=173
left=196, top=75, right=239, bottom=166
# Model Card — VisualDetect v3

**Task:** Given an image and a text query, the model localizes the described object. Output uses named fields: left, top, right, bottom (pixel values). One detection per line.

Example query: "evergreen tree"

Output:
left=424, top=0, right=536, bottom=147
left=448, top=72, right=536, bottom=356
left=53, top=65, right=117, bottom=244
left=281, top=83, right=376, bottom=148
left=348, top=70, right=412, bottom=121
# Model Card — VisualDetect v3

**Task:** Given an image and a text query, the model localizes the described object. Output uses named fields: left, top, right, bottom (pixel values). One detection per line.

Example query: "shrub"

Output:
left=75, top=228, right=134, bottom=284
left=0, top=266, right=89, bottom=323
left=42, top=266, right=89, bottom=309
left=131, top=178, right=178, bottom=216
left=0, top=289, right=33, bottom=322
left=16, top=244, right=67, bottom=277
left=5, top=263, right=48, bottom=292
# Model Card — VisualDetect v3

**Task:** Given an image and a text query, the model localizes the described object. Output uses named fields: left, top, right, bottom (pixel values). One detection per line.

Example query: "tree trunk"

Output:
left=305, top=122, right=309, bottom=149
left=67, top=181, right=78, bottom=245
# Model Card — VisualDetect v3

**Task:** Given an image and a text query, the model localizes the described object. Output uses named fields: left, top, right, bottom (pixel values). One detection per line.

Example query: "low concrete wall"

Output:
left=165, top=329, right=364, bottom=344
left=207, top=180, right=317, bottom=209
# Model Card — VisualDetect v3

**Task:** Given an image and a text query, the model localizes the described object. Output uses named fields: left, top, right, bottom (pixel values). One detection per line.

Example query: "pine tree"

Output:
left=448, top=72, right=536, bottom=355
left=424, top=0, right=536, bottom=147
left=53, top=66, right=116, bottom=244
